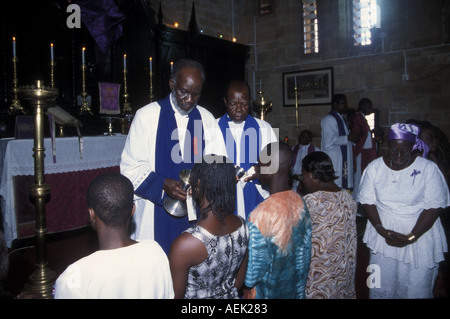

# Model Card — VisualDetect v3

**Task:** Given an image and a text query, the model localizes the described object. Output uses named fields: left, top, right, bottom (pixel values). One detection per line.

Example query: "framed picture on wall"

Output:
left=283, top=67, right=333, bottom=106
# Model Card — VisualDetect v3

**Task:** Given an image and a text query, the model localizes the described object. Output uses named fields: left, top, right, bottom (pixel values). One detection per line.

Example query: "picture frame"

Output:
left=283, top=67, right=333, bottom=106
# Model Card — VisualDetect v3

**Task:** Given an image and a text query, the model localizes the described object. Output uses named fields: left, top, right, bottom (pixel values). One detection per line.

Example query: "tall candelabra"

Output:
left=253, top=90, right=272, bottom=121
left=122, top=68, right=132, bottom=115
left=9, top=56, right=26, bottom=114
left=80, top=62, right=92, bottom=115
left=18, top=80, right=58, bottom=298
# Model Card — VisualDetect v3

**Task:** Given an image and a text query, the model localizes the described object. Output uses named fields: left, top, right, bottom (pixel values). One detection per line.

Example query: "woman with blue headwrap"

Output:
left=357, top=123, right=449, bottom=298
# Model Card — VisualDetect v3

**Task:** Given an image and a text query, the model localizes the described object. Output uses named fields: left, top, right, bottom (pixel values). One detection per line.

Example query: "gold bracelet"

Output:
left=407, top=233, right=416, bottom=241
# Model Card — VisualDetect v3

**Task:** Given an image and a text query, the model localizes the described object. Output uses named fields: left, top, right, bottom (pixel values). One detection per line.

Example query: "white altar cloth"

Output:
left=0, top=135, right=127, bottom=247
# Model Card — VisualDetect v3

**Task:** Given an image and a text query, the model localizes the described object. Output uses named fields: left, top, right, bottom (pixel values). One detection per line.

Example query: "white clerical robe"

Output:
left=320, top=112, right=354, bottom=189
left=217, top=116, right=277, bottom=219
left=120, top=96, right=226, bottom=241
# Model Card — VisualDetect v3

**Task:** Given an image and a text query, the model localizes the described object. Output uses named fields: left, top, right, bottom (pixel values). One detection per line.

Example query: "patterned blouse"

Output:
left=304, top=189, right=357, bottom=299
left=183, top=216, right=249, bottom=299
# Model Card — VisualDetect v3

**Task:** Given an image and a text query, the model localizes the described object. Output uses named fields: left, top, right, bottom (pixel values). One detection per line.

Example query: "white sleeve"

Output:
left=424, top=160, right=450, bottom=209
left=356, top=160, right=377, bottom=205
left=120, top=105, right=160, bottom=191
left=256, top=118, right=278, bottom=150
left=320, top=115, right=348, bottom=151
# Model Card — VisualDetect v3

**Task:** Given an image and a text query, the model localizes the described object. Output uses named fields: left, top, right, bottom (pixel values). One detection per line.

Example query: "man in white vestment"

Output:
left=120, top=59, right=225, bottom=254
left=320, top=94, right=358, bottom=190
left=217, top=80, right=277, bottom=219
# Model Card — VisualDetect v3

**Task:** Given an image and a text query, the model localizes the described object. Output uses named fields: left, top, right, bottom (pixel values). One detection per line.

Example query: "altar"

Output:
left=0, top=135, right=127, bottom=247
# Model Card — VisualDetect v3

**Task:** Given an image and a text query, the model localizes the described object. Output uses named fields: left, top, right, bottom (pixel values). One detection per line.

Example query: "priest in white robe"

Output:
left=120, top=59, right=225, bottom=254
left=217, top=80, right=277, bottom=219
left=320, top=94, right=358, bottom=190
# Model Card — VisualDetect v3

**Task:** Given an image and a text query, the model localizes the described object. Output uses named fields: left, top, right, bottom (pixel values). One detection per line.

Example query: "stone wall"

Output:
left=153, top=0, right=450, bottom=150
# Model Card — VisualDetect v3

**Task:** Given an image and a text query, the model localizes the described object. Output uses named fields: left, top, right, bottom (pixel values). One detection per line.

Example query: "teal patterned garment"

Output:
left=245, top=190, right=312, bottom=299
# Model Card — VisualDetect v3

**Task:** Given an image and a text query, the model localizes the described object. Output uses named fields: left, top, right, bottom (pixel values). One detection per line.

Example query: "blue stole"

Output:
left=135, top=94, right=204, bottom=254
left=328, top=110, right=349, bottom=189
left=218, top=114, right=264, bottom=218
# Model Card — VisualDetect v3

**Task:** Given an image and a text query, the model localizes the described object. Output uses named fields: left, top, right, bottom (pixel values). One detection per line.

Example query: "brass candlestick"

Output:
left=9, top=56, right=26, bottom=114
left=149, top=70, right=155, bottom=103
left=80, top=63, right=92, bottom=115
left=122, top=68, right=132, bottom=115
left=18, top=80, right=58, bottom=299
left=49, top=60, right=55, bottom=88
left=253, top=90, right=272, bottom=121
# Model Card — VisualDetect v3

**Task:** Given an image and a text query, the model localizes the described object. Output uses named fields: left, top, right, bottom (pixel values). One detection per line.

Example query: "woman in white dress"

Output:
left=357, top=123, right=449, bottom=298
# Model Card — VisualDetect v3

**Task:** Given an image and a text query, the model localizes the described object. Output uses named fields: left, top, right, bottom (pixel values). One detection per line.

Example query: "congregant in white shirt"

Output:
left=53, top=173, right=174, bottom=299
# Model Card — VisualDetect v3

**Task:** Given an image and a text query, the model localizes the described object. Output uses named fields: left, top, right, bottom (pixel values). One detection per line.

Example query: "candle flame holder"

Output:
left=122, top=69, right=132, bottom=116
left=9, top=56, right=27, bottom=114
left=149, top=70, right=155, bottom=103
left=18, top=80, right=58, bottom=298
left=49, top=60, right=55, bottom=88
left=80, top=63, right=92, bottom=115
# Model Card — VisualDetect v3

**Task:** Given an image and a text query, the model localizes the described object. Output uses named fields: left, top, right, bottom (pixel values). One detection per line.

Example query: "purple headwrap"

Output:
left=388, top=123, right=429, bottom=157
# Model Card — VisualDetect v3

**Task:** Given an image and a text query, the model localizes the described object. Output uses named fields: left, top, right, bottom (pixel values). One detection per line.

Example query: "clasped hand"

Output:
left=378, top=227, right=412, bottom=247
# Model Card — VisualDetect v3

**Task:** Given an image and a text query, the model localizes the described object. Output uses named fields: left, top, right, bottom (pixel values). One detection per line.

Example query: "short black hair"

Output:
left=87, top=173, right=134, bottom=228
left=223, top=80, right=251, bottom=101
left=298, top=129, right=313, bottom=142
left=302, top=151, right=338, bottom=182
left=171, top=59, right=206, bottom=82
left=189, top=155, right=235, bottom=222
left=332, top=93, right=347, bottom=105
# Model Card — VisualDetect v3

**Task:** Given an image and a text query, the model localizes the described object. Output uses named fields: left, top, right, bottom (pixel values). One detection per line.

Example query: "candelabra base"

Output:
left=80, top=102, right=93, bottom=116
left=24, top=264, right=57, bottom=299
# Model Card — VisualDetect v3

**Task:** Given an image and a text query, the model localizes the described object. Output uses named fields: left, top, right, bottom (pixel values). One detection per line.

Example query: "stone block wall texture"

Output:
left=154, top=0, right=450, bottom=150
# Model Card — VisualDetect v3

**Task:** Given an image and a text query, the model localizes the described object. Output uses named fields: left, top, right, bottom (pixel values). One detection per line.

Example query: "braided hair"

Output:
left=302, top=151, right=338, bottom=183
left=189, top=155, right=236, bottom=222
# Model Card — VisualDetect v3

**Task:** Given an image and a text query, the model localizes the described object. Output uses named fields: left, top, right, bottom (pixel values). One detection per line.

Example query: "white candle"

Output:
left=149, top=57, right=152, bottom=72
left=50, top=43, right=54, bottom=61
left=82, top=47, right=85, bottom=64
left=170, top=61, right=173, bottom=73
left=123, top=54, right=127, bottom=71
left=12, top=37, right=16, bottom=57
